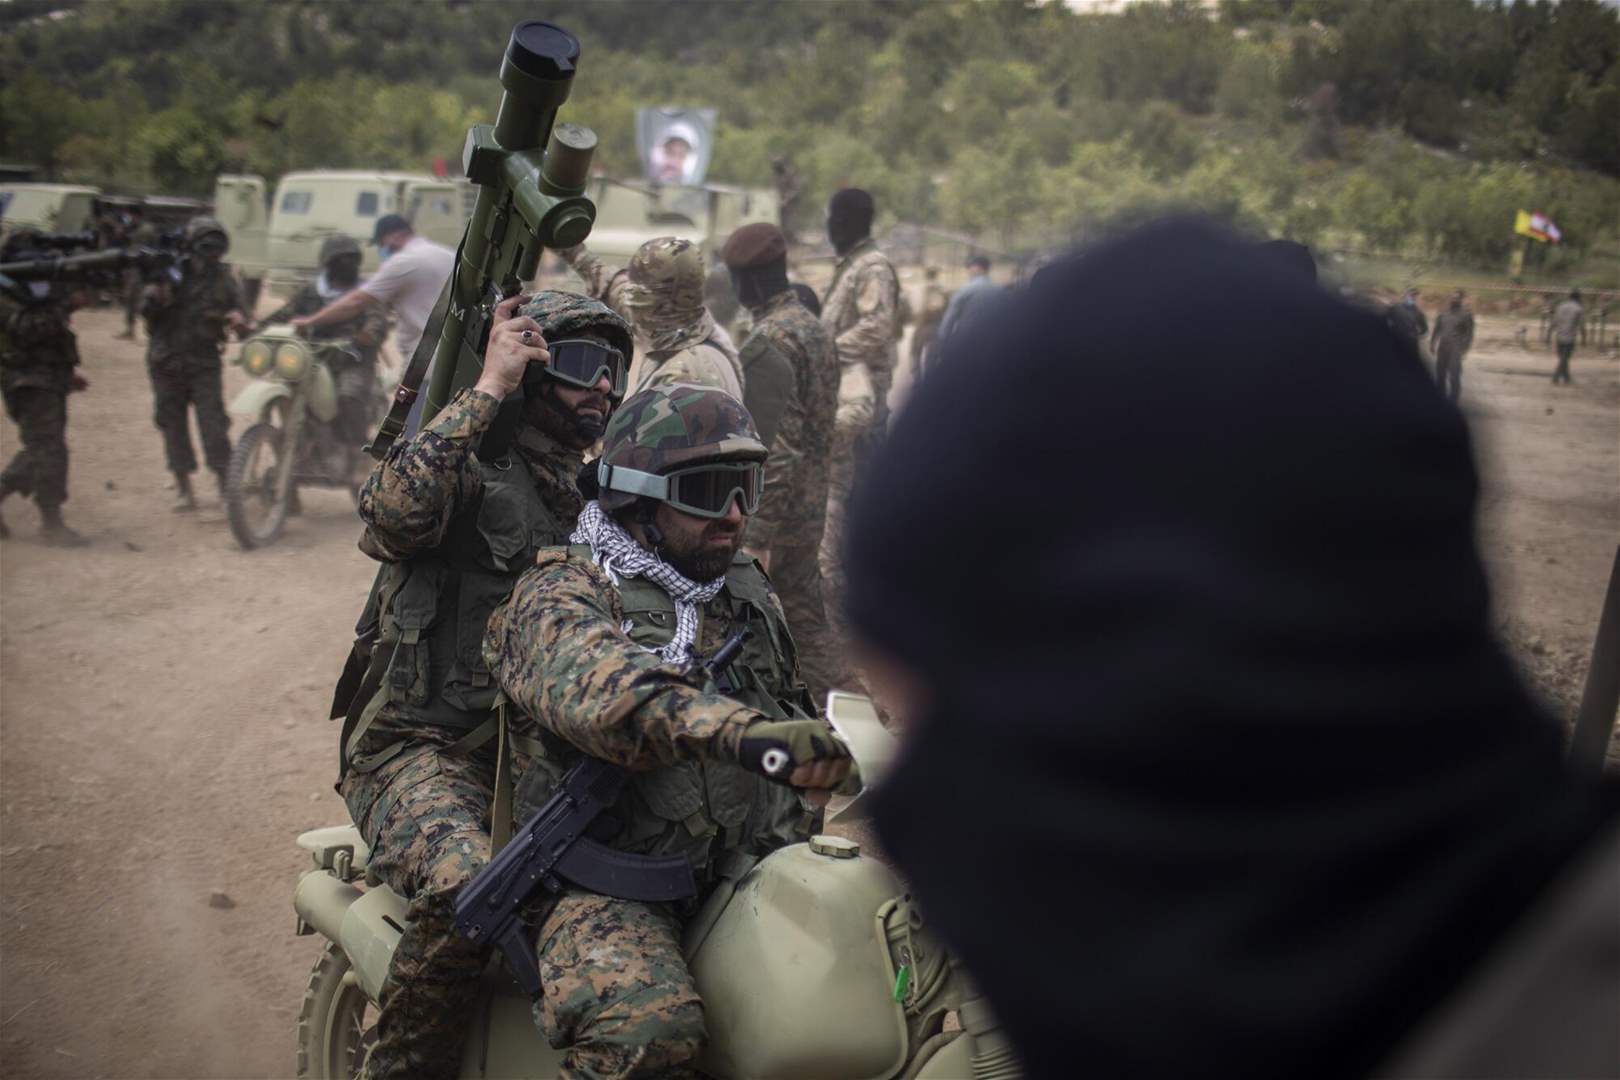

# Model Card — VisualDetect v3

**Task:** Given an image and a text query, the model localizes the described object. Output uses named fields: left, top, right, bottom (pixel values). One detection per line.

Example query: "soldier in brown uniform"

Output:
left=720, top=223, right=842, bottom=701
left=334, top=292, right=633, bottom=1080
left=817, top=187, right=899, bottom=613
left=559, top=237, right=743, bottom=398
left=141, top=216, right=251, bottom=510
left=0, top=279, right=91, bottom=546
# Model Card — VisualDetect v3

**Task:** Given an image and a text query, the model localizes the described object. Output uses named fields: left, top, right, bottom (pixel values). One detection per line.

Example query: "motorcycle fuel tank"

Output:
left=691, top=840, right=910, bottom=1079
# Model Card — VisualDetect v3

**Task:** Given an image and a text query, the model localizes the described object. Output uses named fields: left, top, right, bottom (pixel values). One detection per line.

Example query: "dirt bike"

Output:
left=291, top=693, right=1022, bottom=1079
left=225, top=326, right=379, bottom=550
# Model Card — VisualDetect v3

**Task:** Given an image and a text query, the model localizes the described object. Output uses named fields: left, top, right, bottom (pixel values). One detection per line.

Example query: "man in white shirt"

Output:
left=293, top=213, right=456, bottom=430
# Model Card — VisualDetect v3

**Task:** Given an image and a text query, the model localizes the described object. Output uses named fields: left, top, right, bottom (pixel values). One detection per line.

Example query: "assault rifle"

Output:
left=368, top=19, right=599, bottom=461
left=454, top=628, right=751, bottom=994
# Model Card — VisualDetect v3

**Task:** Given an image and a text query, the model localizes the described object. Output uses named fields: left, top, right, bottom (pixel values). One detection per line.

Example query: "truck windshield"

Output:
left=280, top=191, right=312, bottom=214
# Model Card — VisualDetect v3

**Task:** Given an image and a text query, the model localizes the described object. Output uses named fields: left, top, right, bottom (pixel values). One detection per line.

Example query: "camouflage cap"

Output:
left=598, top=382, right=766, bottom=512
left=623, top=237, right=706, bottom=334
left=517, top=289, right=634, bottom=369
left=318, top=233, right=361, bottom=265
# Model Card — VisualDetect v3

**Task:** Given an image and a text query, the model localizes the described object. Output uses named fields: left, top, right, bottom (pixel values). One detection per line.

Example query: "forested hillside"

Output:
left=2, top=0, right=1616, bottom=274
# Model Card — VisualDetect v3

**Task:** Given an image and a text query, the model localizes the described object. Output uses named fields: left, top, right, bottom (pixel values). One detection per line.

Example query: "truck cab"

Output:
left=0, top=183, right=101, bottom=241
left=214, top=171, right=470, bottom=310
left=581, top=178, right=780, bottom=263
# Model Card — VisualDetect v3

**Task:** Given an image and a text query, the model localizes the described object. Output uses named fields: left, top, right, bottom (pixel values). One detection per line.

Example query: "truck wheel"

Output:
left=295, top=941, right=376, bottom=1080
left=225, top=422, right=290, bottom=549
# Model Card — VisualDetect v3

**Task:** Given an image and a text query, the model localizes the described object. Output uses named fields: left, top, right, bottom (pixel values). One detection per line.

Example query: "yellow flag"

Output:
left=1513, top=209, right=1535, bottom=238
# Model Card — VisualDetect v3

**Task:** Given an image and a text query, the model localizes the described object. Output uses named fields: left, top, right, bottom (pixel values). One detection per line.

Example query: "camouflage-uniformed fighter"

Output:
left=485, top=382, right=856, bottom=1079
left=260, top=234, right=390, bottom=445
left=560, top=237, right=743, bottom=399
left=720, top=223, right=842, bottom=701
left=0, top=279, right=91, bottom=546
left=335, top=291, right=633, bottom=1080
left=141, top=216, right=250, bottom=510
left=817, top=188, right=899, bottom=612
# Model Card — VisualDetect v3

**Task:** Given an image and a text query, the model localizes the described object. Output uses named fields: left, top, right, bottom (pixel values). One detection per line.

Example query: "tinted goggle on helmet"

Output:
left=523, top=338, right=628, bottom=400
left=599, top=460, right=763, bottom=519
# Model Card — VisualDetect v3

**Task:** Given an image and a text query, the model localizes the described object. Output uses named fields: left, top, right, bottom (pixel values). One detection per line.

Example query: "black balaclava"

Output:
left=326, top=254, right=361, bottom=289
left=730, top=256, right=791, bottom=311
left=843, top=217, right=1615, bottom=1080
left=827, top=187, right=874, bottom=255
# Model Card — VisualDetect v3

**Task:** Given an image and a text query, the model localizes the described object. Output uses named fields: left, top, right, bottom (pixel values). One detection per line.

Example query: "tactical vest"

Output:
left=346, top=458, right=569, bottom=766
left=518, top=546, right=815, bottom=882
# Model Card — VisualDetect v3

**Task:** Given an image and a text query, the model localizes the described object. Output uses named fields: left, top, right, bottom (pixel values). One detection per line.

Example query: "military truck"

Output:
left=580, top=176, right=779, bottom=263
left=0, top=183, right=101, bottom=240
left=214, top=170, right=472, bottom=310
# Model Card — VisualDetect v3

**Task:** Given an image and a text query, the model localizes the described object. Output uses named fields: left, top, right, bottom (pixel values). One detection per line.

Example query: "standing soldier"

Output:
left=0, top=282, right=91, bottom=546
left=721, top=222, right=842, bottom=700
left=1550, top=288, right=1584, bottom=385
left=484, top=383, right=855, bottom=1079
left=116, top=209, right=158, bottom=341
left=142, top=216, right=250, bottom=510
left=1384, top=287, right=1429, bottom=353
left=818, top=187, right=899, bottom=602
left=334, top=292, right=632, bottom=1080
left=559, top=236, right=742, bottom=398
left=260, top=234, right=389, bottom=446
left=1429, top=290, right=1475, bottom=404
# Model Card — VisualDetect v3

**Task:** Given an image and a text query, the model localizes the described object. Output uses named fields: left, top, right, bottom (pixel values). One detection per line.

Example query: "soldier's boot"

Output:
left=39, top=507, right=89, bottom=548
left=172, top=473, right=198, bottom=513
left=0, top=482, right=10, bottom=539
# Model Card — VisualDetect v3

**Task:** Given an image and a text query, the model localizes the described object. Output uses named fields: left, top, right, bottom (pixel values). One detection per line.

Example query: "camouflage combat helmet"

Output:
left=597, top=383, right=766, bottom=513
left=518, top=290, right=634, bottom=371
left=318, top=233, right=361, bottom=265
left=185, top=215, right=229, bottom=253
left=623, top=237, right=706, bottom=334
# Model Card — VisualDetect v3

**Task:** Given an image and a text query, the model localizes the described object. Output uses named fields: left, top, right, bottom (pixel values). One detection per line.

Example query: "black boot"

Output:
left=39, top=506, right=89, bottom=548
left=173, top=473, right=197, bottom=513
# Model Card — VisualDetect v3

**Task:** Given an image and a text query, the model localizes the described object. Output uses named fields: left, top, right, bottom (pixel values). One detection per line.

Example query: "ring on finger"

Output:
left=521, top=329, right=533, bottom=345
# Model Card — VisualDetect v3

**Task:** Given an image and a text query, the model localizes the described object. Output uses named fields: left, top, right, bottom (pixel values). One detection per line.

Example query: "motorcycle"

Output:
left=291, top=693, right=1022, bottom=1079
left=225, top=327, right=378, bottom=549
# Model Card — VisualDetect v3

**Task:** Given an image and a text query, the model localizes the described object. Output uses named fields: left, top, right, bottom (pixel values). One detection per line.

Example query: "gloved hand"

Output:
left=734, top=718, right=861, bottom=795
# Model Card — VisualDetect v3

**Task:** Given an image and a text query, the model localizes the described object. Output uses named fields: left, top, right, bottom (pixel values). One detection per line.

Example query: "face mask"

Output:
left=1404, top=297, right=1416, bottom=307
left=378, top=245, right=394, bottom=262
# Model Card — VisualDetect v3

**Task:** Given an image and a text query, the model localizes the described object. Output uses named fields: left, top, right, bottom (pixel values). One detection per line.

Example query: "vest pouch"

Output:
left=440, top=566, right=507, bottom=713
left=384, top=565, right=442, bottom=709
left=624, top=765, right=710, bottom=854
left=471, top=467, right=537, bottom=574
left=702, top=763, right=756, bottom=833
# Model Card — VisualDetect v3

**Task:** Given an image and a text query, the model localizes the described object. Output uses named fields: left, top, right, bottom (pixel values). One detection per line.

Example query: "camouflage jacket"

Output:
left=346, top=388, right=586, bottom=754
left=743, top=289, right=839, bottom=550
left=261, top=281, right=390, bottom=362
left=485, top=545, right=814, bottom=877
left=357, top=388, right=583, bottom=563
left=820, top=238, right=899, bottom=428
left=1430, top=307, right=1475, bottom=358
left=562, top=246, right=634, bottom=325
left=142, top=258, right=243, bottom=372
left=0, top=296, right=78, bottom=395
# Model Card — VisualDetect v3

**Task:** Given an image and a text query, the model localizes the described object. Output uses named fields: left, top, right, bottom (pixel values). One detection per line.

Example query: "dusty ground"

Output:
left=1, top=306, right=1616, bottom=1079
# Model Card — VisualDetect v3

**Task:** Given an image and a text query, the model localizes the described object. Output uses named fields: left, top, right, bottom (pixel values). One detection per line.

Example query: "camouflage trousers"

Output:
left=148, top=359, right=231, bottom=477
left=340, top=740, right=497, bottom=1080
left=1, top=386, right=69, bottom=510
left=534, top=890, right=706, bottom=1080
left=769, top=539, right=843, bottom=703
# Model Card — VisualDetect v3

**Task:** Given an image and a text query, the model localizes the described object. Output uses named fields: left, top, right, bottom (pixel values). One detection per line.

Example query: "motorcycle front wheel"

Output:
left=225, top=421, right=290, bottom=549
left=296, top=940, right=377, bottom=1079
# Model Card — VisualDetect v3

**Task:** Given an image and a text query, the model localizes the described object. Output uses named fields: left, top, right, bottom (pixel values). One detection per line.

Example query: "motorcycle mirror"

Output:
left=823, top=691, right=895, bottom=824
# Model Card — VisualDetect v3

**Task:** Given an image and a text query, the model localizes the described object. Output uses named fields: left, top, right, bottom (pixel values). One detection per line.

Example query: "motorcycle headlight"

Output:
left=274, top=342, right=309, bottom=381
left=241, top=341, right=274, bottom=377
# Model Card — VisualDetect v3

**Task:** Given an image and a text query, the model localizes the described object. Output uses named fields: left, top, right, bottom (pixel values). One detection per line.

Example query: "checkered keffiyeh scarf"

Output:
left=570, top=500, right=725, bottom=664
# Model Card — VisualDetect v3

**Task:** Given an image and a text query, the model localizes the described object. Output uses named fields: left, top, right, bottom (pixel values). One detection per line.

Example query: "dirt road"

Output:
left=1, top=307, right=1616, bottom=1078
